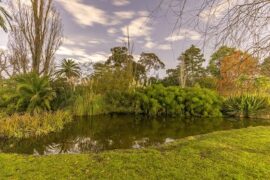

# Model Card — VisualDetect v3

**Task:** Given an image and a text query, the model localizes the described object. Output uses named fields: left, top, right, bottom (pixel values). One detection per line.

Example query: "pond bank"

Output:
left=1, top=126, right=270, bottom=179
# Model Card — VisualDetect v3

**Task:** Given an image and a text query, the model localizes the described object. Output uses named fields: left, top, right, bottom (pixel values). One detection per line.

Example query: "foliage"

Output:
left=91, top=46, right=147, bottom=93
left=208, top=46, right=235, bottom=77
left=106, top=47, right=133, bottom=67
left=218, top=51, right=258, bottom=95
left=196, top=77, right=217, bottom=90
left=178, top=45, right=206, bottom=87
left=91, top=66, right=135, bottom=94
left=184, top=87, right=222, bottom=117
left=8, top=73, right=56, bottom=114
left=51, top=77, right=76, bottom=110
left=103, top=90, right=140, bottom=114
left=73, top=94, right=105, bottom=116
left=0, top=0, right=12, bottom=32
left=223, top=95, right=270, bottom=118
left=135, top=85, right=222, bottom=117
left=160, top=68, right=180, bottom=86
left=260, top=57, right=270, bottom=77
left=1, top=126, right=270, bottom=179
left=55, top=59, right=81, bottom=79
left=138, top=52, right=165, bottom=83
left=55, top=59, right=81, bottom=80
left=0, top=111, right=72, bottom=138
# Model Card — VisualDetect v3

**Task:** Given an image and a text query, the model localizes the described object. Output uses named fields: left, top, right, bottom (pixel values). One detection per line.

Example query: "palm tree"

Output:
left=14, top=73, right=56, bottom=113
left=0, top=0, right=12, bottom=32
left=55, top=59, right=81, bottom=87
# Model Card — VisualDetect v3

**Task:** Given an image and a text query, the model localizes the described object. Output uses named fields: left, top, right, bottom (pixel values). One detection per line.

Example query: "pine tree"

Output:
left=178, top=45, right=206, bottom=87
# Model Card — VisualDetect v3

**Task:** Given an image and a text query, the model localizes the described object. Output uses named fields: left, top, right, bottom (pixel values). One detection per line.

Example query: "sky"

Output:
left=0, top=0, right=222, bottom=75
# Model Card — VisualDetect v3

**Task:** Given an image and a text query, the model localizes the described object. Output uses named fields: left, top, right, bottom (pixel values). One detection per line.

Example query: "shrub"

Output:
left=184, top=87, right=223, bottom=117
left=71, top=84, right=223, bottom=117
left=223, top=95, right=270, bottom=118
left=0, top=111, right=72, bottom=138
left=104, top=90, right=139, bottom=114
left=135, top=85, right=222, bottom=117
left=0, top=73, right=56, bottom=114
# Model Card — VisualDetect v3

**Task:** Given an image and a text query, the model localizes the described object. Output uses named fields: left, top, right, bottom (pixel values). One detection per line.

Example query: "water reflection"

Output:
left=0, top=115, right=269, bottom=155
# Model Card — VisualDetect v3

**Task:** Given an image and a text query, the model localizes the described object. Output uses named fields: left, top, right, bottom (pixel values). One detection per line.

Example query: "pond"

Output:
left=0, top=115, right=270, bottom=155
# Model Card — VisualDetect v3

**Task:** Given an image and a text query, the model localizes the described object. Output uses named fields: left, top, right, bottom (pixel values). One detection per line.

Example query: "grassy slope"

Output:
left=0, top=126, right=270, bottom=179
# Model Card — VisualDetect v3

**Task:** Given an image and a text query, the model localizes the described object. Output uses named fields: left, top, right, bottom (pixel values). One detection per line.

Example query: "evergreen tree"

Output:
left=179, top=45, right=206, bottom=87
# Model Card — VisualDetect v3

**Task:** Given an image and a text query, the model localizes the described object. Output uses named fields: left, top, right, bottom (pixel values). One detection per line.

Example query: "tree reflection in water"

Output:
left=0, top=115, right=269, bottom=155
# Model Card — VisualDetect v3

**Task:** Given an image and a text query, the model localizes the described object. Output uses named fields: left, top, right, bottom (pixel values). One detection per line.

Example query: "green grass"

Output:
left=0, top=126, right=270, bottom=179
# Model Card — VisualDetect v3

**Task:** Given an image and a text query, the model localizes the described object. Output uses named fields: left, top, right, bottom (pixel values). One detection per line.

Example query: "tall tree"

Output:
left=208, top=46, right=236, bottom=77
left=138, top=52, right=165, bottom=74
left=55, top=59, right=81, bottom=87
left=9, top=0, right=62, bottom=75
left=105, top=46, right=146, bottom=84
left=0, top=0, right=11, bottom=32
left=178, top=45, right=206, bottom=87
left=218, top=51, right=258, bottom=95
left=106, top=47, right=133, bottom=67
left=138, top=52, right=165, bottom=84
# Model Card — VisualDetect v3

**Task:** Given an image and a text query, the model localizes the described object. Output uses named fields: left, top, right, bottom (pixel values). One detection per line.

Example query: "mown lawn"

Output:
left=0, top=126, right=270, bottom=179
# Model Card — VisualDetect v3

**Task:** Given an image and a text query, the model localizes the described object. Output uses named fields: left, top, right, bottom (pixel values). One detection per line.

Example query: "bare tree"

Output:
left=9, top=0, right=62, bottom=75
left=0, top=50, right=11, bottom=78
left=8, top=26, right=29, bottom=75
left=158, top=0, right=270, bottom=58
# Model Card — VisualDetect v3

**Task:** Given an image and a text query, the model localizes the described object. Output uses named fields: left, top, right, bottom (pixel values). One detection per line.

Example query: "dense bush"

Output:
left=103, top=90, right=140, bottom=114
left=72, top=85, right=223, bottom=117
left=223, top=95, right=270, bottom=118
left=0, top=73, right=56, bottom=114
left=51, top=78, right=76, bottom=110
left=135, top=85, right=222, bottom=117
left=0, top=111, right=72, bottom=138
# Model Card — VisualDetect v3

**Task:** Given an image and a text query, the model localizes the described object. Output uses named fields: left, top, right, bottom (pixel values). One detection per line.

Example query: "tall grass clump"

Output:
left=223, top=95, right=270, bottom=118
left=73, top=94, right=106, bottom=116
left=0, top=111, right=72, bottom=138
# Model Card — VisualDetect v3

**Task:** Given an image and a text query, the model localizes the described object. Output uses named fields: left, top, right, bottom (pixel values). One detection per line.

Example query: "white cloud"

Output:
left=112, top=0, right=130, bottom=6
left=63, top=38, right=76, bottom=46
left=57, top=0, right=108, bottom=26
left=165, top=29, right=201, bottom=42
left=109, top=11, right=135, bottom=25
left=114, top=11, right=135, bottom=20
left=108, top=28, right=118, bottom=35
left=122, top=17, right=151, bottom=38
left=157, top=44, right=171, bottom=50
left=88, top=40, right=102, bottom=44
left=56, top=46, right=87, bottom=57
left=87, top=52, right=109, bottom=63
left=115, top=37, right=126, bottom=43
left=145, top=41, right=156, bottom=49
left=56, top=46, right=108, bottom=63
left=138, top=11, right=150, bottom=17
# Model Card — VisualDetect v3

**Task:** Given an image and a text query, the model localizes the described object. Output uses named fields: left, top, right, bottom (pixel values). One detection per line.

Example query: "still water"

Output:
left=0, top=115, right=269, bottom=155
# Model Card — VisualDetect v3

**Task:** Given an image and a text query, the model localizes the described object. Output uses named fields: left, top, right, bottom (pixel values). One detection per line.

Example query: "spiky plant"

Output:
left=14, top=73, right=56, bottom=113
left=0, top=0, right=12, bottom=32
left=223, top=95, right=270, bottom=118
left=55, top=59, right=81, bottom=80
